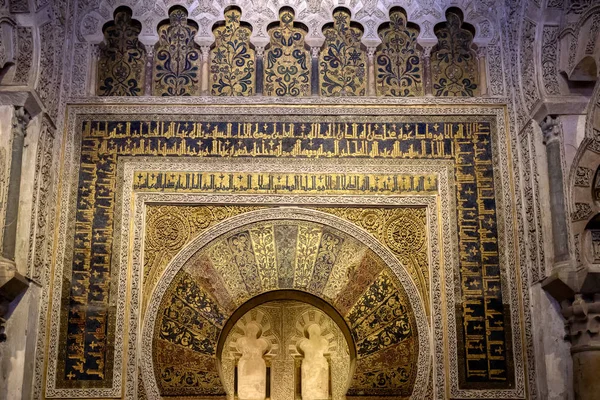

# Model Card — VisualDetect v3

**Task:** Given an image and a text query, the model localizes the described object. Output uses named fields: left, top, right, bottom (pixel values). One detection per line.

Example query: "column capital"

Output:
left=540, top=115, right=561, bottom=145
left=475, top=45, right=488, bottom=58
left=562, top=293, right=600, bottom=352
left=200, top=46, right=211, bottom=61
left=255, top=46, right=265, bottom=58
left=421, top=45, right=433, bottom=58
left=367, top=46, right=376, bottom=59
left=145, top=43, right=154, bottom=56
left=12, top=106, right=30, bottom=137
left=311, top=46, right=320, bottom=58
left=90, top=43, right=101, bottom=57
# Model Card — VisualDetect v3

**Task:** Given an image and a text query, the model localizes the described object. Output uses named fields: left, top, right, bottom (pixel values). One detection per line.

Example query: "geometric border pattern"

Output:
left=41, top=101, right=529, bottom=399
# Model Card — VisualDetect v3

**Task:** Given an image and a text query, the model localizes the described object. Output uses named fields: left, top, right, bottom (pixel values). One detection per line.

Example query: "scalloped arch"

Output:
left=79, top=0, right=498, bottom=47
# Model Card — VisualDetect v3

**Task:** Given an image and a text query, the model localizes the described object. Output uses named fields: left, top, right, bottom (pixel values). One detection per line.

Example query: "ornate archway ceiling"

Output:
left=152, top=217, right=420, bottom=397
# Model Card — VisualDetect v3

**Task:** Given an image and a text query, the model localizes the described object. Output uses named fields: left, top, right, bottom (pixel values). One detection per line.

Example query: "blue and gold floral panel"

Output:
left=97, top=7, right=146, bottom=96
left=319, top=8, right=366, bottom=96
left=210, top=7, right=255, bottom=96
left=153, top=6, right=201, bottom=96
left=374, top=7, right=423, bottom=97
left=431, top=9, right=479, bottom=97
left=264, top=7, right=311, bottom=97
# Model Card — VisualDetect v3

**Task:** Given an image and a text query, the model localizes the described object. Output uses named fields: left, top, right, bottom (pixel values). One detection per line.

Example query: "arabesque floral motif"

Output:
left=319, top=8, right=366, bottom=96
left=264, top=8, right=311, bottom=97
left=210, top=7, right=255, bottom=96
left=97, top=8, right=145, bottom=96
left=153, top=7, right=200, bottom=96
left=431, top=11, right=479, bottom=96
left=375, top=8, right=423, bottom=97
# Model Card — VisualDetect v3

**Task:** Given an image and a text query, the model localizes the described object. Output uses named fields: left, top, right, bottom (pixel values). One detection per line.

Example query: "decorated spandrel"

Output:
left=97, top=7, right=145, bottom=96
left=375, top=8, right=423, bottom=97
left=210, top=7, right=255, bottom=96
left=431, top=9, right=479, bottom=97
left=264, top=8, right=311, bottom=97
left=319, top=8, right=366, bottom=96
left=153, top=7, right=201, bottom=96
left=151, top=219, right=419, bottom=396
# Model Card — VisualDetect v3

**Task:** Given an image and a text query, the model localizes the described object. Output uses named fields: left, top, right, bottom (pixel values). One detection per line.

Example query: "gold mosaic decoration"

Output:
left=151, top=217, right=420, bottom=397
left=264, top=8, right=311, bottom=97
left=319, top=8, right=367, bottom=96
left=317, top=207, right=429, bottom=314
left=143, top=205, right=263, bottom=311
left=97, top=7, right=145, bottom=96
left=375, top=7, right=423, bottom=97
left=153, top=7, right=201, bottom=96
left=210, top=7, right=255, bottom=96
left=60, top=114, right=512, bottom=392
left=431, top=10, right=479, bottom=97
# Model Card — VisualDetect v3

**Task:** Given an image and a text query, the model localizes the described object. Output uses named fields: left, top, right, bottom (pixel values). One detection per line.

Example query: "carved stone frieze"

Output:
left=27, top=117, right=55, bottom=284
left=575, top=166, right=594, bottom=187
left=541, top=25, right=561, bottom=96
left=567, top=0, right=595, bottom=15
left=584, top=13, right=600, bottom=55
left=547, top=0, right=565, bottom=9
left=486, top=41, right=505, bottom=97
left=520, top=124, right=544, bottom=282
left=519, top=19, right=539, bottom=111
left=8, top=0, right=28, bottom=13
left=13, top=26, right=33, bottom=85
left=572, top=203, right=593, bottom=222
left=37, top=21, right=65, bottom=119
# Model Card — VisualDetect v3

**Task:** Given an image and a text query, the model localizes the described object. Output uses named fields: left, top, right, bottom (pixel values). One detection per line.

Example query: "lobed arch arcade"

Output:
left=92, top=4, right=490, bottom=97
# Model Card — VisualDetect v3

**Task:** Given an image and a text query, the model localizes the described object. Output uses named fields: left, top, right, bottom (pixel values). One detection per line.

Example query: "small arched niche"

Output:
left=583, top=214, right=600, bottom=265
left=219, top=293, right=353, bottom=400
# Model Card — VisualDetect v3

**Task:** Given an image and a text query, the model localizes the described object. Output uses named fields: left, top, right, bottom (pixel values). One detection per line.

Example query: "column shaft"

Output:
left=367, top=47, right=375, bottom=96
left=201, top=46, right=210, bottom=96
left=540, top=116, right=570, bottom=263
left=2, top=107, right=28, bottom=261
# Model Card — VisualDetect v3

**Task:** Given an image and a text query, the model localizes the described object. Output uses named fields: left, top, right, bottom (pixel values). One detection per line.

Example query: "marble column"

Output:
left=422, top=46, right=433, bottom=96
left=366, top=47, right=376, bottom=97
left=201, top=46, right=210, bottom=96
left=540, top=116, right=570, bottom=264
left=476, top=46, right=488, bottom=96
left=311, top=46, right=319, bottom=96
left=0, top=106, right=30, bottom=341
left=255, top=46, right=264, bottom=95
left=145, top=45, right=154, bottom=96
left=88, top=44, right=100, bottom=96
